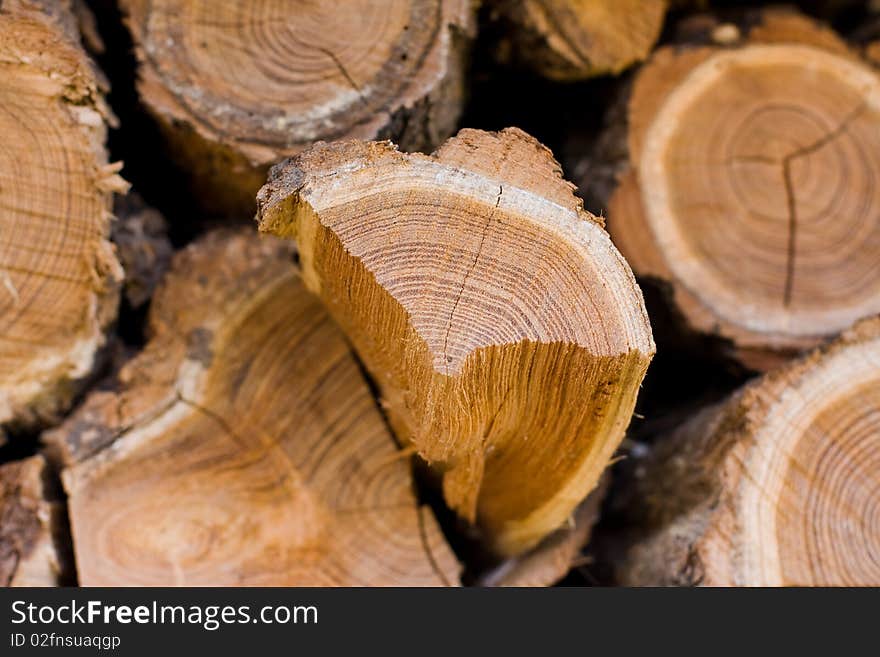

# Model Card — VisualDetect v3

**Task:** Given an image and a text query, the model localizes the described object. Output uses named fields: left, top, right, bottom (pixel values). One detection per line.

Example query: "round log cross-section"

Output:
left=48, top=231, right=459, bottom=586
left=608, top=12, right=880, bottom=368
left=121, top=0, right=474, bottom=214
left=621, top=317, right=880, bottom=586
left=0, top=5, right=125, bottom=428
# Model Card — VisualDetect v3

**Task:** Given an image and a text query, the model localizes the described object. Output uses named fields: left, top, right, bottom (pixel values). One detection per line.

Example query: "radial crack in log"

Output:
left=258, top=128, right=655, bottom=556
left=493, top=0, right=668, bottom=80
left=119, top=0, right=476, bottom=215
left=0, top=455, right=69, bottom=586
left=620, top=316, right=880, bottom=586
left=605, top=10, right=880, bottom=370
left=0, top=3, right=126, bottom=429
left=44, top=230, right=459, bottom=586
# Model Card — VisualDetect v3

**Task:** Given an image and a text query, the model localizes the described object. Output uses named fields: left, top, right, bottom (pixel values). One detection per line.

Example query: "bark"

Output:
left=0, top=1, right=126, bottom=430
left=44, top=230, right=459, bottom=586
left=0, top=455, right=69, bottom=586
left=257, top=128, right=655, bottom=556
left=619, top=317, right=880, bottom=586
left=119, top=0, right=477, bottom=216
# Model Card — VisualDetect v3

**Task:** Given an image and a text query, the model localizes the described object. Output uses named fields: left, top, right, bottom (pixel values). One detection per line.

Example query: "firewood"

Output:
left=0, top=455, right=68, bottom=586
left=479, top=475, right=608, bottom=587
left=493, top=0, right=668, bottom=80
left=119, top=0, right=475, bottom=215
left=620, top=317, right=880, bottom=586
left=0, top=2, right=126, bottom=429
left=257, top=128, right=655, bottom=556
left=601, top=10, right=880, bottom=370
left=45, top=230, right=459, bottom=586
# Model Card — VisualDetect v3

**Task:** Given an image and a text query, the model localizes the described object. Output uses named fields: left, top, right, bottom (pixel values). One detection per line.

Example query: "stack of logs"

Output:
left=1, top=0, right=878, bottom=587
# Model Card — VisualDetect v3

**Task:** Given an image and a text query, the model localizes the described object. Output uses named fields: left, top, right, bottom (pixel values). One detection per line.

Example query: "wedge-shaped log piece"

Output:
left=1, top=455, right=67, bottom=586
left=258, top=128, right=654, bottom=556
left=608, top=11, right=880, bottom=369
left=621, top=317, right=880, bottom=586
left=480, top=475, right=608, bottom=586
left=120, top=0, right=475, bottom=214
left=0, top=2, right=126, bottom=428
left=47, top=231, right=458, bottom=586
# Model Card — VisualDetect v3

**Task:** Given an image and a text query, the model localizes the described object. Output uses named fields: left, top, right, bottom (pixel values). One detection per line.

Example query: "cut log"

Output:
left=479, top=475, right=608, bottom=587
left=620, top=317, right=880, bottom=586
left=45, top=230, right=459, bottom=586
left=603, top=10, right=880, bottom=370
left=493, top=0, right=668, bottom=80
left=0, top=2, right=126, bottom=429
left=119, top=0, right=475, bottom=215
left=1, top=455, right=68, bottom=586
left=257, top=128, right=655, bottom=556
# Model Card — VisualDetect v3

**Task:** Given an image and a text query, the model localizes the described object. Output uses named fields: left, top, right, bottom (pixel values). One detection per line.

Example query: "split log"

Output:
left=45, top=230, right=459, bottom=586
left=258, top=128, right=655, bottom=556
left=479, top=475, right=608, bottom=587
left=1, top=455, right=69, bottom=586
left=603, top=10, right=880, bottom=370
left=119, top=0, right=475, bottom=215
left=0, top=2, right=126, bottom=429
left=620, top=317, right=880, bottom=586
left=492, top=0, right=668, bottom=80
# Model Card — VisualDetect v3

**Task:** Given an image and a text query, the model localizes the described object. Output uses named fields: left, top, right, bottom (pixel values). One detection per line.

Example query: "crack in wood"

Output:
left=778, top=104, right=866, bottom=307
left=318, top=47, right=368, bottom=108
left=441, top=185, right=503, bottom=375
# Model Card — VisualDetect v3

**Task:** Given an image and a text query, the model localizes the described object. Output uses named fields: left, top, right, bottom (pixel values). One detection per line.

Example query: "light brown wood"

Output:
left=494, top=0, right=668, bottom=80
left=120, top=0, right=475, bottom=215
left=0, top=2, right=127, bottom=429
left=620, top=316, right=880, bottom=586
left=258, top=128, right=655, bottom=556
left=605, top=11, right=880, bottom=369
left=0, top=455, right=67, bottom=586
left=479, top=475, right=608, bottom=587
left=46, top=230, right=459, bottom=586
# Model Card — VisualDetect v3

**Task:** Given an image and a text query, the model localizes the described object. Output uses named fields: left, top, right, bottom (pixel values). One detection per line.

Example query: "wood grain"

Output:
left=258, top=128, right=655, bottom=556
left=48, top=230, right=459, bottom=586
left=607, top=10, right=880, bottom=369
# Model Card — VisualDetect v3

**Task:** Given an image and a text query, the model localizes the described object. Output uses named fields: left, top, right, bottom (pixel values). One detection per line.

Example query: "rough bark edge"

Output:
left=618, top=315, right=880, bottom=586
left=0, top=455, right=72, bottom=586
left=120, top=1, right=476, bottom=217
left=0, top=2, right=127, bottom=429
left=111, top=193, right=172, bottom=309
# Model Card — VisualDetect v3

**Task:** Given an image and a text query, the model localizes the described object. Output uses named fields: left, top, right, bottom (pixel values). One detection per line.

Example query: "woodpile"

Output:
left=1, top=0, right=877, bottom=587
left=45, top=230, right=458, bottom=585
